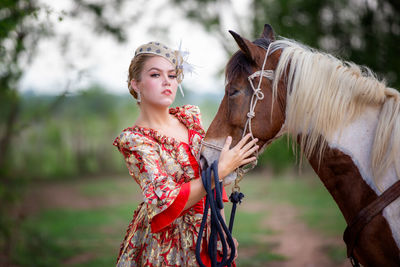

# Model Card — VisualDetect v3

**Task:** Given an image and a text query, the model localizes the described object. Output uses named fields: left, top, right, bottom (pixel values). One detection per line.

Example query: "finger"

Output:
left=241, top=156, right=257, bottom=166
left=234, top=238, right=238, bottom=260
left=242, top=145, right=259, bottom=158
left=235, top=133, right=252, bottom=149
left=222, top=136, right=232, bottom=152
left=241, top=137, right=259, bottom=152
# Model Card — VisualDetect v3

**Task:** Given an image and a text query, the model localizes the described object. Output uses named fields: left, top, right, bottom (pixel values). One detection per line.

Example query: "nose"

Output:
left=162, top=73, right=171, bottom=86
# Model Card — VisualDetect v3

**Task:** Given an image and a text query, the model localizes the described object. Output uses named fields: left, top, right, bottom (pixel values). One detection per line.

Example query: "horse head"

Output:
left=200, top=24, right=286, bottom=182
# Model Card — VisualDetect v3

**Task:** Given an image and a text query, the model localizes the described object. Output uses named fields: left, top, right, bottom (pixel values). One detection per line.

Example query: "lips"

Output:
left=162, top=89, right=172, bottom=95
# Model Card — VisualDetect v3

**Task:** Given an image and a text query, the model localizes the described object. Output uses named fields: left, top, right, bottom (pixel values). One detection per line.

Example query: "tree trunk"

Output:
left=0, top=98, right=19, bottom=171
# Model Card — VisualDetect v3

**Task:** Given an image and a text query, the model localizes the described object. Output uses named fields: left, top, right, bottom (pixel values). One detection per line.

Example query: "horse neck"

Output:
left=303, top=106, right=381, bottom=223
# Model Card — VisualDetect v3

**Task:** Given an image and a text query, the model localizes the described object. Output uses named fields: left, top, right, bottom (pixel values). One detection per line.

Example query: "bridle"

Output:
left=200, top=43, right=279, bottom=190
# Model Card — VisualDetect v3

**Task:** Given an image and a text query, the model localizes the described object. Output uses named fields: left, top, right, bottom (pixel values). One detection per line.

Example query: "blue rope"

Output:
left=195, top=160, right=240, bottom=267
left=228, top=191, right=244, bottom=234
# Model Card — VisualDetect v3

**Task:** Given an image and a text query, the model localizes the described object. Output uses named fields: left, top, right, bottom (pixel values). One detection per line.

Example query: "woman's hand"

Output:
left=219, top=236, right=238, bottom=261
left=218, top=133, right=259, bottom=181
left=229, top=237, right=239, bottom=261
left=218, top=236, right=238, bottom=261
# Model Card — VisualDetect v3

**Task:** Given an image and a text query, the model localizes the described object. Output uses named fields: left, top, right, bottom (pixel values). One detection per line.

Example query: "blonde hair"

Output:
left=270, top=39, right=400, bottom=189
left=127, top=54, right=156, bottom=99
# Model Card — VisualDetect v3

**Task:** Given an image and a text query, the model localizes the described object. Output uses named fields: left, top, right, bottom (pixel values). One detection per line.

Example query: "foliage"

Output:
left=171, top=0, right=400, bottom=89
left=0, top=0, right=131, bottom=170
left=257, top=135, right=297, bottom=173
left=0, top=0, right=132, bottom=264
left=11, top=87, right=137, bottom=179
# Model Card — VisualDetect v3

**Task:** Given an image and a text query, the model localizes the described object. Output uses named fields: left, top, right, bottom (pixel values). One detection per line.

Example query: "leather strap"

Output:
left=343, top=179, right=400, bottom=264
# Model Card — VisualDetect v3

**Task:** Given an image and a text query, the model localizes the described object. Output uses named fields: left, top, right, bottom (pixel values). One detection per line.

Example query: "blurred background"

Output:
left=1, top=0, right=399, bottom=266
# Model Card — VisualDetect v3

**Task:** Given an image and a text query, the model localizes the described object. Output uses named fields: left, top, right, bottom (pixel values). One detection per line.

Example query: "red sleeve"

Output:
left=213, top=185, right=229, bottom=203
left=222, top=186, right=229, bottom=202
left=151, top=182, right=191, bottom=233
left=151, top=183, right=229, bottom=233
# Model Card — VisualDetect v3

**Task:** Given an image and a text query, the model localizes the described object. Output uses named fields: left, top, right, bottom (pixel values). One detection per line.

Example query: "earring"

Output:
left=137, top=91, right=141, bottom=103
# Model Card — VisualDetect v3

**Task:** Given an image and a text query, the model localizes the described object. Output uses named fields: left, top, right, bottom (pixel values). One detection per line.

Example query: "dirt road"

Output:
left=240, top=199, right=350, bottom=266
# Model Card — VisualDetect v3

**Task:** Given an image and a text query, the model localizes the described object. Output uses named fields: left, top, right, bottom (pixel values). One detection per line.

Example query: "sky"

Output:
left=19, top=0, right=250, bottom=96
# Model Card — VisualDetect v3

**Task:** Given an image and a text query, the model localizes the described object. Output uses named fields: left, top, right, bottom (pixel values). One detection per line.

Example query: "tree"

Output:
left=171, top=0, right=400, bottom=89
left=0, top=0, right=134, bottom=264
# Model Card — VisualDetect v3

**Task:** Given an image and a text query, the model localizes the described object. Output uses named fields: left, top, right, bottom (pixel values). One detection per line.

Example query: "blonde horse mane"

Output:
left=269, top=39, right=400, bottom=189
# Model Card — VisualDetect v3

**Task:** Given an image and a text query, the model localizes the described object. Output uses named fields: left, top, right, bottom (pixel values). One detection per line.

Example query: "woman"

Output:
left=113, top=41, right=259, bottom=266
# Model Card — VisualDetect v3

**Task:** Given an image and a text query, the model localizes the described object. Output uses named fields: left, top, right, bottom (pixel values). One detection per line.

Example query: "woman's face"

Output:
left=132, top=56, right=178, bottom=108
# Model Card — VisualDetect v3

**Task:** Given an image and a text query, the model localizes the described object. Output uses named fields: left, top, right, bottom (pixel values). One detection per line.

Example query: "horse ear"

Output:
left=261, top=24, right=275, bottom=41
left=229, top=30, right=259, bottom=63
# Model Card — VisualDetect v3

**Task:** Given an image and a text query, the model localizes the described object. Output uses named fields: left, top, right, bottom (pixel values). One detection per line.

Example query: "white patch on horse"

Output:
left=329, top=106, right=400, bottom=249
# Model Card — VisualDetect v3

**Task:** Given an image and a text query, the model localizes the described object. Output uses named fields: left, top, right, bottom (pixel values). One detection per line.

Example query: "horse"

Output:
left=199, top=24, right=400, bottom=266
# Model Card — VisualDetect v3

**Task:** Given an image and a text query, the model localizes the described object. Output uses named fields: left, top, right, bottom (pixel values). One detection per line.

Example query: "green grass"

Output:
left=77, top=177, right=136, bottom=197
left=14, top=178, right=139, bottom=267
left=230, top=211, right=275, bottom=247
left=26, top=204, right=133, bottom=239
left=16, top=204, right=136, bottom=266
left=227, top=210, right=285, bottom=266
left=237, top=243, right=286, bottom=267
left=14, top=173, right=347, bottom=266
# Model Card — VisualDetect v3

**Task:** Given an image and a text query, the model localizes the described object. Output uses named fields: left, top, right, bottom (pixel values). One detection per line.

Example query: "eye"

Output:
left=169, top=75, right=177, bottom=79
left=228, top=89, right=240, bottom=97
left=150, top=73, right=160, bottom=78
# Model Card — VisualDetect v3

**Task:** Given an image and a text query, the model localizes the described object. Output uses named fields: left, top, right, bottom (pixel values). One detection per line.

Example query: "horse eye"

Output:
left=228, top=89, right=240, bottom=97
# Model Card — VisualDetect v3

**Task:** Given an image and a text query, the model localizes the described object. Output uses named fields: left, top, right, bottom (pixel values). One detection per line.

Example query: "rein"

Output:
left=195, top=161, right=236, bottom=267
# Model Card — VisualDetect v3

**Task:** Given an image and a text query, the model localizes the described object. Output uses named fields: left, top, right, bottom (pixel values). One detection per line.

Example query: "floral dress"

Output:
left=113, top=105, right=228, bottom=267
